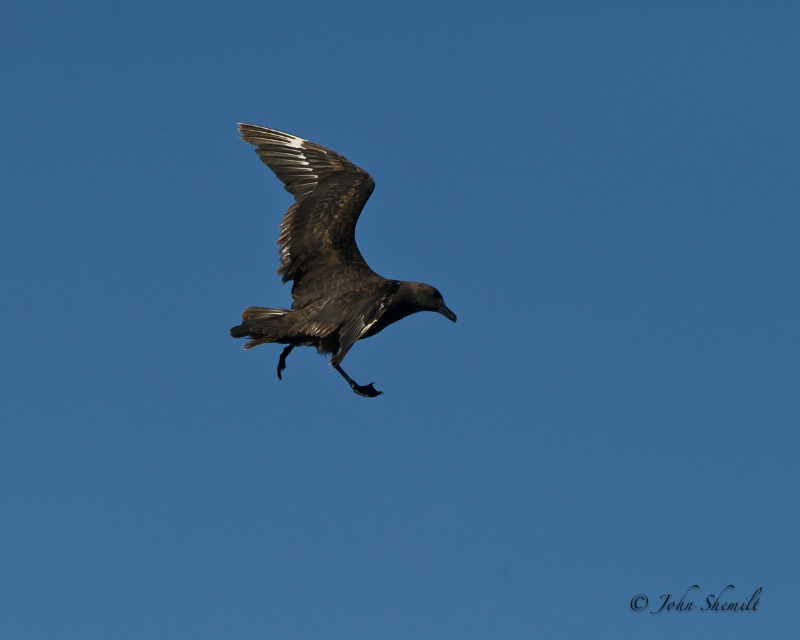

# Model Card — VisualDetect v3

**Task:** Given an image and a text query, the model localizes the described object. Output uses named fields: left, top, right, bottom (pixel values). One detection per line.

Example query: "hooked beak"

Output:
left=438, top=303, right=457, bottom=323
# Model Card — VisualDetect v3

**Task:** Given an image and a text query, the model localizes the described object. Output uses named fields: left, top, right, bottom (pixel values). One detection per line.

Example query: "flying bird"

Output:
left=230, top=124, right=457, bottom=397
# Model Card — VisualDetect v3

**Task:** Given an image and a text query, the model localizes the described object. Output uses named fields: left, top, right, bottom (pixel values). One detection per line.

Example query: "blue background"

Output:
left=3, top=2, right=798, bottom=638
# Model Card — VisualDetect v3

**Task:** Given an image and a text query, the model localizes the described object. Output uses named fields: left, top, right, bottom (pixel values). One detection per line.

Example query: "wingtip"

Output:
left=237, top=122, right=271, bottom=145
left=238, top=124, right=309, bottom=150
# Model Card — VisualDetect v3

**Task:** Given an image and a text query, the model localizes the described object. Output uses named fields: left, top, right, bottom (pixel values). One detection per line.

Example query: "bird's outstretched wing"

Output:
left=238, top=124, right=379, bottom=307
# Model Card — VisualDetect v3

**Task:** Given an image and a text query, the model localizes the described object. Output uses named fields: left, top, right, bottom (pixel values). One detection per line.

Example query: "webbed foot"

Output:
left=350, top=381, right=383, bottom=398
left=334, top=363, right=383, bottom=398
left=277, top=344, right=294, bottom=380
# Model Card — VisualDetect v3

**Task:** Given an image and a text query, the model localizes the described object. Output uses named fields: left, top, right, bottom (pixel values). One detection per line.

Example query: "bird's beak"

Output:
left=439, top=303, right=457, bottom=323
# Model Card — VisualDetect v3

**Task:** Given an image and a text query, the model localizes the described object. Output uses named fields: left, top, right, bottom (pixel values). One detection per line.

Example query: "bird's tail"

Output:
left=230, top=306, right=291, bottom=349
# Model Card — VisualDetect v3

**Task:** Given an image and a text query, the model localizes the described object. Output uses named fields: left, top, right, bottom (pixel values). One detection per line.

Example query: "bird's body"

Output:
left=230, top=124, right=456, bottom=397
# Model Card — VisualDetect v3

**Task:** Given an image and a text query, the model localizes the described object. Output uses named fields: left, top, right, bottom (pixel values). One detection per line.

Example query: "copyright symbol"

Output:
left=630, top=594, right=648, bottom=611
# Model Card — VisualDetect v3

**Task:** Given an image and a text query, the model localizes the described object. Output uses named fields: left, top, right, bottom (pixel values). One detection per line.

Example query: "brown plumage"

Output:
left=230, top=124, right=456, bottom=397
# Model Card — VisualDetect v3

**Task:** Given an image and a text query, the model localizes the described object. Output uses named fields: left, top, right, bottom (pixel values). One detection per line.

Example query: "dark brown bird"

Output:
left=230, top=124, right=457, bottom=397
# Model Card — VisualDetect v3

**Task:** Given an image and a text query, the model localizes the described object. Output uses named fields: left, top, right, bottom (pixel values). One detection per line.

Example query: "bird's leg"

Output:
left=334, top=363, right=383, bottom=398
left=277, top=344, right=294, bottom=380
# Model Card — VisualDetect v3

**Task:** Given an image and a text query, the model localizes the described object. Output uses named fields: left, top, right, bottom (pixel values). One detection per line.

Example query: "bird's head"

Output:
left=414, top=283, right=457, bottom=323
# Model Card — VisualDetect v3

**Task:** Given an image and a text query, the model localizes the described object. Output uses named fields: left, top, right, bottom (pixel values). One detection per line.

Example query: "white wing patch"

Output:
left=281, top=133, right=306, bottom=149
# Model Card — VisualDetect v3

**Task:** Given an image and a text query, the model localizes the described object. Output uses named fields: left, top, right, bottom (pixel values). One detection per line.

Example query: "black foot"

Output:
left=277, top=345, right=294, bottom=380
left=334, top=363, right=383, bottom=398
left=349, top=381, right=383, bottom=398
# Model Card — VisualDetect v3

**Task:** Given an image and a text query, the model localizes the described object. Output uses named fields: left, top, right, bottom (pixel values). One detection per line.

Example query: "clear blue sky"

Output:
left=3, top=3, right=798, bottom=638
